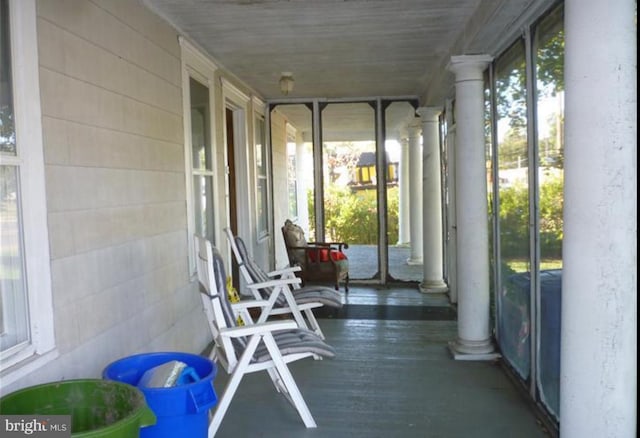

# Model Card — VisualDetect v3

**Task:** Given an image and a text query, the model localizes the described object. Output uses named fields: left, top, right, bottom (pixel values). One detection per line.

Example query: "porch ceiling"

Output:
left=143, top=0, right=549, bottom=104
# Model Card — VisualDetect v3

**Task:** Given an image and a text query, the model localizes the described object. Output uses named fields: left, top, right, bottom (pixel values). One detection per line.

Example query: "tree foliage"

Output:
left=493, top=25, right=564, bottom=131
left=498, top=174, right=563, bottom=259
left=309, top=186, right=399, bottom=244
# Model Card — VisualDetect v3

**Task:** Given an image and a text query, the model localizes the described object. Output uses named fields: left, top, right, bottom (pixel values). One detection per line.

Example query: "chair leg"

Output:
left=208, top=335, right=261, bottom=437
left=208, top=366, right=244, bottom=437
left=303, top=308, right=325, bottom=339
left=262, top=333, right=317, bottom=428
left=336, top=274, right=349, bottom=293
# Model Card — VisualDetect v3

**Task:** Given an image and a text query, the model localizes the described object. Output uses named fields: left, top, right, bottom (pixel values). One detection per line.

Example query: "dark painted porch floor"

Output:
left=209, top=286, right=553, bottom=438
left=344, top=244, right=425, bottom=283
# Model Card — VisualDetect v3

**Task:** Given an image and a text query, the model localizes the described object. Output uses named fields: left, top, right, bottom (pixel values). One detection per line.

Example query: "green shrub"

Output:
left=308, top=185, right=399, bottom=244
left=498, top=174, right=563, bottom=259
left=306, top=174, right=562, bottom=257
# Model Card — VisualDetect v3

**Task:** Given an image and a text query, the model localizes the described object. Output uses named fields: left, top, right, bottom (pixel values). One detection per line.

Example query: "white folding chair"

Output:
left=194, top=235, right=336, bottom=437
left=223, top=227, right=343, bottom=339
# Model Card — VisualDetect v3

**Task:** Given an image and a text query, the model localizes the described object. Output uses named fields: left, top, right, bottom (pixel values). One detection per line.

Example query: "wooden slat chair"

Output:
left=194, top=235, right=336, bottom=437
left=223, top=227, right=343, bottom=339
left=281, top=219, right=350, bottom=292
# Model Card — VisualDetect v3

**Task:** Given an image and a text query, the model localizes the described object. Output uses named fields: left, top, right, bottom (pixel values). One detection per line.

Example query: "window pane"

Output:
left=286, top=134, right=298, bottom=219
left=0, top=165, right=29, bottom=351
left=320, top=102, right=380, bottom=280
left=193, top=175, right=214, bottom=243
left=322, top=102, right=378, bottom=280
left=0, top=0, right=16, bottom=155
left=255, top=116, right=265, bottom=173
left=256, top=177, right=268, bottom=234
left=495, top=39, right=531, bottom=380
left=536, top=8, right=564, bottom=271
left=385, top=100, right=419, bottom=282
left=255, top=115, right=268, bottom=236
left=190, top=78, right=211, bottom=170
left=271, top=104, right=313, bottom=240
left=535, top=3, right=564, bottom=419
left=485, top=78, right=495, bottom=329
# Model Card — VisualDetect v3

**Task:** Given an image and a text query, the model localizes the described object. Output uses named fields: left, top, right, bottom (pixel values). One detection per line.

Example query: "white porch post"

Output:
left=561, top=0, right=637, bottom=436
left=295, top=139, right=310, bottom=231
left=417, top=107, right=448, bottom=293
left=447, top=55, right=497, bottom=360
left=406, top=120, right=423, bottom=265
left=397, top=134, right=410, bottom=245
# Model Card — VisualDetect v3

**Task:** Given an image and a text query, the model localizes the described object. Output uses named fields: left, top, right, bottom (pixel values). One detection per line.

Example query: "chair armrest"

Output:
left=246, top=277, right=301, bottom=289
left=231, top=300, right=270, bottom=311
left=267, top=266, right=302, bottom=277
left=288, top=244, right=346, bottom=254
left=287, top=244, right=329, bottom=250
left=313, top=242, right=349, bottom=251
left=301, top=242, right=349, bottom=252
left=310, top=241, right=348, bottom=247
left=219, top=320, right=298, bottom=338
left=288, top=244, right=348, bottom=266
left=269, top=302, right=324, bottom=315
left=302, top=242, right=332, bottom=247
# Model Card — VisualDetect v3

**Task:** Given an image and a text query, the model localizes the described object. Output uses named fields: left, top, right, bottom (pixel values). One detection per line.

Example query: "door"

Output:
left=272, top=99, right=422, bottom=285
left=320, top=102, right=379, bottom=281
left=225, top=107, right=239, bottom=287
left=384, top=100, right=423, bottom=282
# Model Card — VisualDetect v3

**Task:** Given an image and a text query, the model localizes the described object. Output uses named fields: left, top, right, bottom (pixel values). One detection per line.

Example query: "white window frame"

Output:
left=285, top=123, right=299, bottom=221
left=253, top=97, right=270, bottom=241
left=0, top=0, right=57, bottom=385
left=179, top=37, right=219, bottom=275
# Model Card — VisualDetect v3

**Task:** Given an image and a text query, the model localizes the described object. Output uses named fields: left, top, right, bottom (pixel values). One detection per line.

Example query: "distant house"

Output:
left=350, top=152, right=398, bottom=190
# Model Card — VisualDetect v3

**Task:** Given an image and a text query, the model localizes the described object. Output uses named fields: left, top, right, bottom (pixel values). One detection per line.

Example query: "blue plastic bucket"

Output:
left=103, top=352, right=217, bottom=438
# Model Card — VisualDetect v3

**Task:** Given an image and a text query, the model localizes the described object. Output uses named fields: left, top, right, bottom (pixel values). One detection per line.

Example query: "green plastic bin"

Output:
left=0, top=379, right=156, bottom=437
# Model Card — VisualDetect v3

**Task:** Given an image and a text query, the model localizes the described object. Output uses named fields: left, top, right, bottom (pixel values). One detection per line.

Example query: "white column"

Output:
left=561, top=1, right=636, bottom=437
left=447, top=55, right=497, bottom=360
left=417, top=107, right=448, bottom=294
left=397, top=135, right=410, bottom=245
left=406, top=120, right=423, bottom=265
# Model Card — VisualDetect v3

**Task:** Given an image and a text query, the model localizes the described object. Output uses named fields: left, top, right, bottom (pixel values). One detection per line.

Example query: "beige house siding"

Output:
left=3, top=0, right=210, bottom=393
